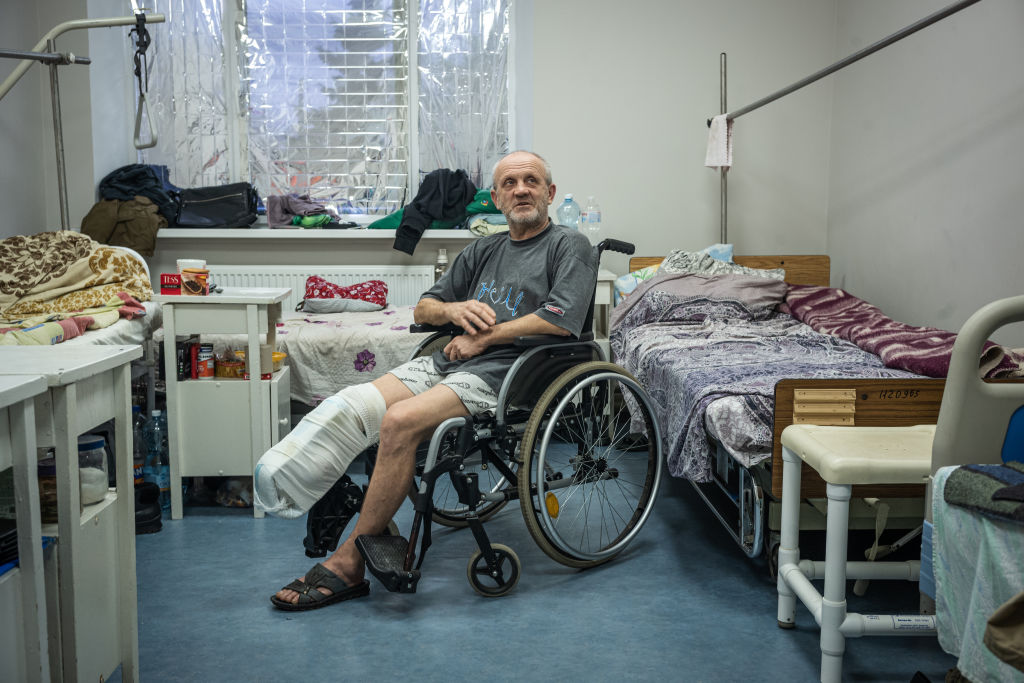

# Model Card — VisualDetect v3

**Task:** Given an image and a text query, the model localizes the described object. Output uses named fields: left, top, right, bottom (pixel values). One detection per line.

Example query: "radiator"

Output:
left=208, top=265, right=434, bottom=312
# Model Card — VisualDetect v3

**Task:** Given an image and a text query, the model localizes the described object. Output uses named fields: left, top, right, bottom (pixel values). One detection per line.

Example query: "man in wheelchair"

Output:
left=263, top=150, right=621, bottom=610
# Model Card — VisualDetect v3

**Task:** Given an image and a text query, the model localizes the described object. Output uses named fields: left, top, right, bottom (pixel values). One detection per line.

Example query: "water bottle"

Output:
left=434, top=248, right=449, bottom=282
left=132, top=405, right=147, bottom=486
left=556, top=193, right=581, bottom=230
left=145, top=410, right=171, bottom=511
left=582, top=195, right=602, bottom=245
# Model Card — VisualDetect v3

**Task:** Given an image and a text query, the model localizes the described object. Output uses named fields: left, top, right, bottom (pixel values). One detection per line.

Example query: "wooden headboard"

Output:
left=628, top=255, right=831, bottom=287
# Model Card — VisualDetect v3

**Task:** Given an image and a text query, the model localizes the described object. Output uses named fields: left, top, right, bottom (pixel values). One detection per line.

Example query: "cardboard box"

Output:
left=160, top=273, right=181, bottom=295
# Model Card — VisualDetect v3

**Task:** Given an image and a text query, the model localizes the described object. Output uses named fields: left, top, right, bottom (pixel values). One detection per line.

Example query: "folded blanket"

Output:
left=783, top=285, right=1024, bottom=378
left=0, top=231, right=152, bottom=320
left=0, top=293, right=146, bottom=345
left=944, top=461, right=1024, bottom=525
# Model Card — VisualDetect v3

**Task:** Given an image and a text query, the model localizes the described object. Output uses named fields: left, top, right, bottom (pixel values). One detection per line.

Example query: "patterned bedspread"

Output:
left=0, top=231, right=152, bottom=321
left=0, top=231, right=155, bottom=345
left=611, top=274, right=920, bottom=481
left=784, top=285, right=1024, bottom=378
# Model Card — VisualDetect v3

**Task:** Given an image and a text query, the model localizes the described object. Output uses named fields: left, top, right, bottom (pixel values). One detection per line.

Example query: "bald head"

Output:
left=492, top=151, right=552, bottom=187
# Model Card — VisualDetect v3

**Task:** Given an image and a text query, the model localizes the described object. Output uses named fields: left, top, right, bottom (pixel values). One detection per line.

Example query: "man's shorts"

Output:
left=387, top=356, right=498, bottom=416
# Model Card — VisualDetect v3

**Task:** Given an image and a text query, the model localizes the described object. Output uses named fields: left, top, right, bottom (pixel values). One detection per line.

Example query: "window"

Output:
left=144, top=0, right=511, bottom=216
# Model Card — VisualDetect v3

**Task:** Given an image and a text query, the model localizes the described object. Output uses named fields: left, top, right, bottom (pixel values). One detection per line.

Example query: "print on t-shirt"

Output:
left=477, top=279, right=524, bottom=316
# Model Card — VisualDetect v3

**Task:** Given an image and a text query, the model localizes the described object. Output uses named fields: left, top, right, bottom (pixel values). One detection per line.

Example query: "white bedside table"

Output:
left=154, top=287, right=293, bottom=519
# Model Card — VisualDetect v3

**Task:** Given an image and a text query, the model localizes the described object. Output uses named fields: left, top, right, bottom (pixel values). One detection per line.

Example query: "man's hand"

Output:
left=442, top=300, right=496, bottom=335
left=443, top=333, right=489, bottom=361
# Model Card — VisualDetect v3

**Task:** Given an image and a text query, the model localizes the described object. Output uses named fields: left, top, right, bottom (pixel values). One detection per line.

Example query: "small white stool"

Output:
left=777, top=424, right=938, bottom=683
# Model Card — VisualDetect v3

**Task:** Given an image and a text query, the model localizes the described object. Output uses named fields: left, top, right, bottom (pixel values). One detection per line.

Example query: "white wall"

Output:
left=827, top=0, right=1024, bottom=345
left=530, top=0, right=838, bottom=275
left=0, top=0, right=133, bottom=240
left=0, top=1, right=47, bottom=239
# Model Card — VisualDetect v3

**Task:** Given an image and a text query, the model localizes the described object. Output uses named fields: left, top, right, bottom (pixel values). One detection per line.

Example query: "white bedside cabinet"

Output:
left=154, top=287, right=293, bottom=519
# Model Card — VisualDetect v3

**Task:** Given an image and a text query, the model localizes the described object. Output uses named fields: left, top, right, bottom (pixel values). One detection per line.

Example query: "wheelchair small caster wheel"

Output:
left=467, top=543, right=520, bottom=597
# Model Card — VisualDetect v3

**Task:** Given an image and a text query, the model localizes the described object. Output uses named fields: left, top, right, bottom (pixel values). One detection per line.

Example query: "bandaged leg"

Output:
left=254, top=383, right=386, bottom=519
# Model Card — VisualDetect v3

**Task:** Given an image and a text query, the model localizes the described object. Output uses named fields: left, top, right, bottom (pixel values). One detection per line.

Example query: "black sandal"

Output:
left=270, top=562, right=369, bottom=611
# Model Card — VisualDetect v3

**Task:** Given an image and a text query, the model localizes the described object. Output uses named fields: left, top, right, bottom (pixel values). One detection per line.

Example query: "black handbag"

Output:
left=174, top=182, right=259, bottom=228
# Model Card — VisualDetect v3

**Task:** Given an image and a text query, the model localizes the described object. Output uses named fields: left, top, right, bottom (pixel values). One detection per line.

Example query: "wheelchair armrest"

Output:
left=409, top=322, right=462, bottom=335
left=514, top=332, right=595, bottom=347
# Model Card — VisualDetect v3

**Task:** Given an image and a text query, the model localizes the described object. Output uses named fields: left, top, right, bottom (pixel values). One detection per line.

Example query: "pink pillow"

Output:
left=298, top=277, right=388, bottom=313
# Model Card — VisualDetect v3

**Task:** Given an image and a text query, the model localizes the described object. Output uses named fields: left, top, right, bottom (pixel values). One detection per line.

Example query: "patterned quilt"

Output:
left=784, top=285, right=1024, bottom=378
left=0, top=231, right=152, bottom=321
left=611, top=274, right=920, bottom=481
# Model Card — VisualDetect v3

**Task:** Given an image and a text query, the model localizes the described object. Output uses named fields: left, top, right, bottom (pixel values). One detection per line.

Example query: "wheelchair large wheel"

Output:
left=414, top=438, right=514, bottom=528
left=518, top=361, right=662, bottom=568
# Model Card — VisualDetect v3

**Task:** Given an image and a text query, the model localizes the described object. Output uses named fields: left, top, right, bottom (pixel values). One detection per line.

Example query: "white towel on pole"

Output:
left=704, top=114, right=733, bottom=170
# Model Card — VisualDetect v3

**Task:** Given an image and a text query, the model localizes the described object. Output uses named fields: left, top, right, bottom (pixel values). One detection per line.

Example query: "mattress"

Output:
left=63, top=301, right=162, bottom=347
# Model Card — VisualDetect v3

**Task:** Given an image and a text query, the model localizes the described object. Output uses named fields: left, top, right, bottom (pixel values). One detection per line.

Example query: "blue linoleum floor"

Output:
left=128, top=475, right=957, bottom=682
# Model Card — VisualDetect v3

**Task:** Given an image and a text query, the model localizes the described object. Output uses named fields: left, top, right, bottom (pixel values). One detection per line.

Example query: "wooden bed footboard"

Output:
left=772, top=378, right=945, bottom=499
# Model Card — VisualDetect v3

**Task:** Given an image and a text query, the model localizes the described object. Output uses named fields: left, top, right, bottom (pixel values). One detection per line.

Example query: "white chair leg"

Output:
left=820, top=482, right=852, bottom=683
left=777, top=446, right=802, bottom=628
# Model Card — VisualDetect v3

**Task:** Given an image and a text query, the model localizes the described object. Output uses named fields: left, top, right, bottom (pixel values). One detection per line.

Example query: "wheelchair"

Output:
left=310, top=239, right=664, bottom=597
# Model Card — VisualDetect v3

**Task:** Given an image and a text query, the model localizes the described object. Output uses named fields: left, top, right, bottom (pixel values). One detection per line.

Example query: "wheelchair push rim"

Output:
left=519, top=362, right=663, bottom=567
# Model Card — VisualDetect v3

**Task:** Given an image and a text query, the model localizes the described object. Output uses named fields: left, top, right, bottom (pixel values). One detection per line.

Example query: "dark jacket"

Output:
left=80, top=196, right=166, bottom=257
left=394, top=169, right=476, bottom=255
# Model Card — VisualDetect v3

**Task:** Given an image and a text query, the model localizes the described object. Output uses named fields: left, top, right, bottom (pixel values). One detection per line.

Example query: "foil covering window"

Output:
left=144, top=0, right=510, bottom=216
left=143, top=0, right=235, bottom=188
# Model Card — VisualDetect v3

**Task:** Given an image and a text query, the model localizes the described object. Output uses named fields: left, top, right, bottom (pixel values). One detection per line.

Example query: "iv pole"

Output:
left=0, top=12, right=166, bottom=230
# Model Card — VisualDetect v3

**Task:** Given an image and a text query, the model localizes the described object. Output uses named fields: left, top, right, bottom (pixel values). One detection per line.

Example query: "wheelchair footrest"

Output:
left=355, top=534, right=420, bottom=594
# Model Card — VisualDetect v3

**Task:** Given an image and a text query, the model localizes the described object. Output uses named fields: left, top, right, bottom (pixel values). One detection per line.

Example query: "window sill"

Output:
left=156, top=228, right=479, bottom=241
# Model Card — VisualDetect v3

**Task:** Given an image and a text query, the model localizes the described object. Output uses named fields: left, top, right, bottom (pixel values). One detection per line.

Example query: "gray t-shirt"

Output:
left=421, top=222, right=597, bottom=391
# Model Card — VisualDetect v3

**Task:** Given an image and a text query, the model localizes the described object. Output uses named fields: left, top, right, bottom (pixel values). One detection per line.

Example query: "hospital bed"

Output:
left=611, top=253, right=1024, bottom=567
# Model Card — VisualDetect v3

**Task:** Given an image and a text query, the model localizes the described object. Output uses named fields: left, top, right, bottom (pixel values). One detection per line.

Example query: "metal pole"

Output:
left=724, top=0, right=983, bottom=122
left=47, top=39, right=70, bottom=231
left=719, top=52, right=727, bottom=244
left=0, top=14, right=166, bottom=101
left=0, top=49, right=91, bottom=66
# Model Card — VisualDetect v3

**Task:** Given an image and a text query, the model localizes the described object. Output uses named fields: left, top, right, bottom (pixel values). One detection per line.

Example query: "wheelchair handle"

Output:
left=598, top=239, right=635, bottom=256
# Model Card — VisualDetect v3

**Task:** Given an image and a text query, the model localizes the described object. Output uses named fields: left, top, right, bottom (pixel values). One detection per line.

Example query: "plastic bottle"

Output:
left=582, top=196, right=602, bottom=245
left=434, top=248, right=449, bottom=282
left=145, top=410, right=171, bottom=511
left=132, top=405, right=147, bottom=486
left=555, top=193, right=581, bottom=230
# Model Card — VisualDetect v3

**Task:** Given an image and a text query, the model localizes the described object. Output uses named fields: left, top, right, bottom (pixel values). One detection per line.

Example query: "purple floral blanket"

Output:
left=611, top=277, right=920, bottom=481
left=783, top=286, right=1024, bottom=379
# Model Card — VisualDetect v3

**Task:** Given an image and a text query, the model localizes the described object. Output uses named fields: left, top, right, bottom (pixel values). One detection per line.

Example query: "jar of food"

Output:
left=78, top=434, right=110, bottom=506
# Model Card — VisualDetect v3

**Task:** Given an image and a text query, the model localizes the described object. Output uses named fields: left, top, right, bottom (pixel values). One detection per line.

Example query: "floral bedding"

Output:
left=610, top=273, right=921, bottom=481
left=0, top=231, right=152, bottom=321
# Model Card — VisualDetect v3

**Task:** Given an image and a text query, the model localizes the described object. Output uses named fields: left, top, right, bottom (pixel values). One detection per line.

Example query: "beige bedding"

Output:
left=0, top=231, right=152, bottom=321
